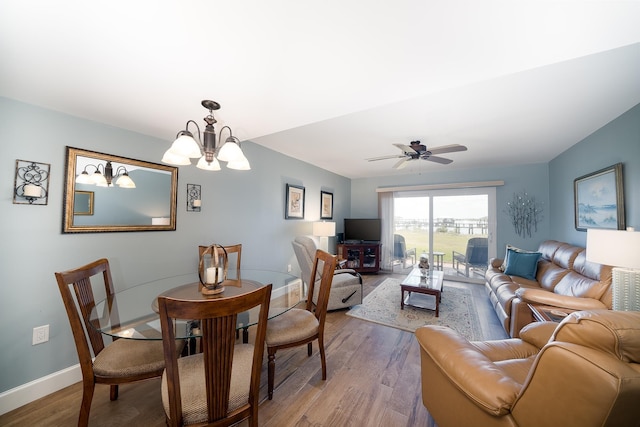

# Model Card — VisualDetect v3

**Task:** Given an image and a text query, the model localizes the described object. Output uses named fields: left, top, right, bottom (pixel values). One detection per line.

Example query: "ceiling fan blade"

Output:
left=366, top=154, right=406, bottom=162
left=424, top=155, right=453, bottom=164
left=393, top=143, right=416, bottom=154
left=427, top=144, right=468, bottom=155
left=393, top=158, right=411, bottom=169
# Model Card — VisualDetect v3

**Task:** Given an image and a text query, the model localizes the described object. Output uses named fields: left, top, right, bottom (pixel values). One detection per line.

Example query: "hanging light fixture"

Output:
left=75, top=161, right=136, bottom=188
left=162, top=100, right=250, bottom=171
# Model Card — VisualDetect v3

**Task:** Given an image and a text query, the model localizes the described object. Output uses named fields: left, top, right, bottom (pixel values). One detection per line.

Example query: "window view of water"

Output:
left=394, top=195, right=489, bottom=279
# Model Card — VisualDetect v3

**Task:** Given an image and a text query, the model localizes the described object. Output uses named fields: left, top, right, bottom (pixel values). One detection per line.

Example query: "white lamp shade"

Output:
left=91, top=172, right=108, bottom=186
left=116, top=174, right=136, bottom=188
left=196, top=156, right=221, bottom=171
left=169, top=134, right=202, bottom=158
left=75, top=172, right=93, bottom=184
left=586, top=229, right=640, bottom=269
left=162, top=150, right=192, bottom=166
left=313, top=221, right=336, bottom=237
left=152, top=217, right=170, bottom=225
left=217, top=140, right=244, bottom=162
left=226, top=155, right=251, bottom=170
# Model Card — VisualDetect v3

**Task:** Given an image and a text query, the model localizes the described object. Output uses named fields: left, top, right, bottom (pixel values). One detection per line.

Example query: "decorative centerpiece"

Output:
left=198, top=244, right=228, bottom=295
left=419, top=252, right=430, bottom=278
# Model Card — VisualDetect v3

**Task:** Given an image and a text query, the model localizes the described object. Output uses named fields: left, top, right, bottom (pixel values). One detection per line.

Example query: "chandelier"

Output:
left=75, top=161, right=136, bottom=188
left=162, top=100, right=250, bottom=171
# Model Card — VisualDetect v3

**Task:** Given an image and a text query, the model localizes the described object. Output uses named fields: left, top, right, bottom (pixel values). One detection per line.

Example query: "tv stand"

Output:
left=337, top=242, right=380, bottom=274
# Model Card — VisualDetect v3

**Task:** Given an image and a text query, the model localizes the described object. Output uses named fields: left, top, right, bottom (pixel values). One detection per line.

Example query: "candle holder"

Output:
left=198, top=244, right=228, bottom=295
left=187, top=183, right=201, bottom=212
left=13, top=160, right=50, bottom=205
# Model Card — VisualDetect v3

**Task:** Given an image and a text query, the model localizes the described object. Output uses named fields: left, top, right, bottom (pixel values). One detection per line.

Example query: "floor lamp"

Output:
left=313, top=221, right=336, bottom=254
left=586, top=228, right=640, bottom=311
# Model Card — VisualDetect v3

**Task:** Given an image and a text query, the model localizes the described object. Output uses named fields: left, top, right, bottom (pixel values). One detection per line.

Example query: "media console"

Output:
left=337, top=242, right=381, bottom=274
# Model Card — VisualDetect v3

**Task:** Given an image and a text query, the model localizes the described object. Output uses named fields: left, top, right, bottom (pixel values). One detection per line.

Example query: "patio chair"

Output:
left=452, top=237, right=488, bottom=277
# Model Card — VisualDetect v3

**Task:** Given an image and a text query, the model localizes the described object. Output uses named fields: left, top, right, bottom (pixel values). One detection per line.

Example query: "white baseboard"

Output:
left=0, top=364, right=82, bottom=416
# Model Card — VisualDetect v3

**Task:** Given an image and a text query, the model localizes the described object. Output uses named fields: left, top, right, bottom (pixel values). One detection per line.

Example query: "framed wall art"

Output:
left=574, top=163, right=625, bottom=231
left=285, top=184, right=305, bottom=219
left=320, top=191, right=333, bottom=219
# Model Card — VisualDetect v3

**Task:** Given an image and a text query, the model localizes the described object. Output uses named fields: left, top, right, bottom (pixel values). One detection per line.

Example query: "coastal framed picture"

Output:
left=320, top=191, right=333, bottom=219
left=285, top=184, right=305, bottom=219
left=574, top=163, right=625, bottom=231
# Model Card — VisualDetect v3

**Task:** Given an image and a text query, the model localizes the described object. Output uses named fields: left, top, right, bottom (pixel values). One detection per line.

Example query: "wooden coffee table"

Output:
left=400, top=269, right=445, bottom=317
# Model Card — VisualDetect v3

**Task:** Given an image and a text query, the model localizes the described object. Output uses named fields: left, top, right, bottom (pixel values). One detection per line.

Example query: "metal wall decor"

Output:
left=13, top=159, right=50, bottom=205
left=504, top=190, right=543, bottom=238
left=187, top=184, right=202, bottom=212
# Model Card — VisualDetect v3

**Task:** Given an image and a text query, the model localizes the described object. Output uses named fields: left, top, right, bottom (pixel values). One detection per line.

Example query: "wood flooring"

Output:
left=0, top=271, right=507, bottom=427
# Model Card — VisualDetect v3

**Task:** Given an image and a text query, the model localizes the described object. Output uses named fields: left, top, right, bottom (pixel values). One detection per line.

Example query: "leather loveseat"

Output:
left=416, top=310, right=640, bottom=427
left=485, top=240, right=612, bottom=337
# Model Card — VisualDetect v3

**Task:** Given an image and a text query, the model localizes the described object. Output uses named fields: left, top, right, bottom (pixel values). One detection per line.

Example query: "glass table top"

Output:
left=89, top=269, right=302, bottom=340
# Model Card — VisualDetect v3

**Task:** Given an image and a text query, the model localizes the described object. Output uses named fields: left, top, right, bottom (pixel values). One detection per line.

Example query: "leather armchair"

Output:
left=416, top=310, right=640, bottom=427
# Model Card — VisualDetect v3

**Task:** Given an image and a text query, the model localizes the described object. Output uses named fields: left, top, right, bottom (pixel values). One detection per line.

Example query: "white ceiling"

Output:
left=2, top=1, right=639, bottom=179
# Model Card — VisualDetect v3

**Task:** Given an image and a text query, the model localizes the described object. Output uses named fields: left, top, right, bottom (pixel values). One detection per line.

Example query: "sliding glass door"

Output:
left=393, top=187, right=496, bottom=283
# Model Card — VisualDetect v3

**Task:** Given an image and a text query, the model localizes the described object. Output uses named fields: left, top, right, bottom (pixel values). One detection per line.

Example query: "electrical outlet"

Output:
left=33, top=325, right=49, bottom=345
left=287, top=264, right=292, bottom=273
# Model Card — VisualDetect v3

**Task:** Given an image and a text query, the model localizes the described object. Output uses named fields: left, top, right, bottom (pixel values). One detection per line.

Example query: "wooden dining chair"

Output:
left=158, top=284, right=272, bottom=427
left=198, top=243, right=242, bottom=277
left=54, top=258, right=166, bottom=427
left=265, top=249, right=336, bottom=400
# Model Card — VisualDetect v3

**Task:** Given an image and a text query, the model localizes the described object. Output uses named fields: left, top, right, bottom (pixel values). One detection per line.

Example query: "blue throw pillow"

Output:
left=503, top=248, right=542, bottom=280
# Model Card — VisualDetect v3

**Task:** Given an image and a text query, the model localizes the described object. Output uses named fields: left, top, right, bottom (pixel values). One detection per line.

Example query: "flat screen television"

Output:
left=344, top=218, right=381, bottom=243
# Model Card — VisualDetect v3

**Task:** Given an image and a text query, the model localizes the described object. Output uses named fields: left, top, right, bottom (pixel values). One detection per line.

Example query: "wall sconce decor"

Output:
left=75, top=160, right=136, bottom=188
left=504, top=190, right=543, bottom=238
left=187, top=184, right=201, bottom=212
left=13, top=159, right=50, bottom=205
left=162, top=100, right=250, bottom=171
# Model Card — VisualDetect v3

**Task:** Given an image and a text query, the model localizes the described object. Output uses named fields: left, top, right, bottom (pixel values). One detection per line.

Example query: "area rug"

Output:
left=346, top=278, right=483, bottom=340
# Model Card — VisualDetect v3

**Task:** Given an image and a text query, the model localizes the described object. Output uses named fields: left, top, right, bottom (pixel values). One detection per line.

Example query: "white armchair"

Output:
left=292, top=236, right=363, bottom=310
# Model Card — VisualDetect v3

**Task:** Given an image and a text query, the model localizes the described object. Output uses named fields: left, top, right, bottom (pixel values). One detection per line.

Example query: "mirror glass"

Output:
left=63, top=147, right=178, bottom=233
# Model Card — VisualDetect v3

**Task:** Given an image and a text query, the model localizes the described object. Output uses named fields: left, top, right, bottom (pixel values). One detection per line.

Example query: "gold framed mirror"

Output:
left=63, top=146, right=178, bottom=233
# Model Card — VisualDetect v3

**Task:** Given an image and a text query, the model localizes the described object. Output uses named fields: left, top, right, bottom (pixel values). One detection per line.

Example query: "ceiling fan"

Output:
left=367, top=140, right=467, bottom=169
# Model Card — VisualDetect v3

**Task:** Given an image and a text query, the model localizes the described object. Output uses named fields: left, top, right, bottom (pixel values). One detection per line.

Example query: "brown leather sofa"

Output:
left=485, top=240, right=612, bottom=337
left=416, top=310, right=640, bottom=427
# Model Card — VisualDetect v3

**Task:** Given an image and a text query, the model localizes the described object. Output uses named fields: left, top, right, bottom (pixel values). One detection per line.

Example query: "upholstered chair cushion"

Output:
left=93, top=338, right=165, bottom=377
left=265, top=309, right=319, bottom=347
left=160, top=345, right=254, bottom=425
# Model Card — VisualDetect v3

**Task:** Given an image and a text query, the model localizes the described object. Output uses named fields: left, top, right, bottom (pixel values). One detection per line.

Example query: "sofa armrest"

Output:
left=416, top=326, right=521, bottom=416
left=518, top=321, right=557, bottom=348
left=489, top=257, right=504, bottom=269
left=515, top=288, right=608, bottom=311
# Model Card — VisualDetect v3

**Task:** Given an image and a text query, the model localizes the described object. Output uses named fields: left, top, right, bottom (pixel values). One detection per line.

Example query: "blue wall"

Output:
left=0, top=97, right=351, bottom=392
left=350, top=163, right=551, bottom=255
left=549, top=103, right=640, bottom=245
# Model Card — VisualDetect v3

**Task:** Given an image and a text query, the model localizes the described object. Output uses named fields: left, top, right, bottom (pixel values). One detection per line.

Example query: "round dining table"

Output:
left=89, top=269, right=302, bottom=343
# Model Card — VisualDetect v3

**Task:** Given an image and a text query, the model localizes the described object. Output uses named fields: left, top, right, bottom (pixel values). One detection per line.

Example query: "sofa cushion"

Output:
left=534, top=259, right=570, bottom=291
left=550, top=244, right=582, bottom=269
left=553, top=310, right=640, bottom=363
left=503, top=248, right=541, bottom=280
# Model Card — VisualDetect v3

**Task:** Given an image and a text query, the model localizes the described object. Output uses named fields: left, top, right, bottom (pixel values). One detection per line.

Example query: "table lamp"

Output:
left=586, top=228, right=640, bottom=311
left=313, top=221, right=336, bottom=253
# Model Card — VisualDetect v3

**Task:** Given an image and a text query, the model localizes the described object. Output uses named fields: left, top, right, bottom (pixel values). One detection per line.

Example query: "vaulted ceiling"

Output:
left=2, top=1, right=639, bottom=179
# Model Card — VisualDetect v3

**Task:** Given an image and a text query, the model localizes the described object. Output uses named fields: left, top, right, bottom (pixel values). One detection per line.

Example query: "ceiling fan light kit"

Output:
left=367, top=140, right=467, bottom=169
